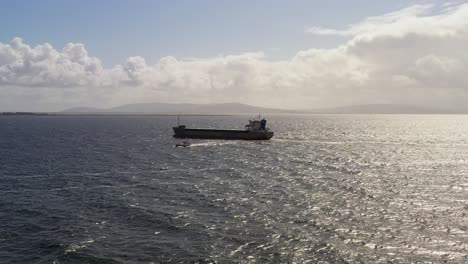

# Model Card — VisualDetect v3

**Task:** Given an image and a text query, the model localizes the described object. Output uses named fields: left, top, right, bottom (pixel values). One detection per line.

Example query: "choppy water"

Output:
left=1, top=115, right=467, bottom=263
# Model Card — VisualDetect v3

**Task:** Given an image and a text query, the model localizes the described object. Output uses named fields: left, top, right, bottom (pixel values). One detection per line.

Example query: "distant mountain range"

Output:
left=61, top=103, right=461, bottom=115
left=305, top=104, right=457, bottom=114
left=62, top=103, right=293, bottom=115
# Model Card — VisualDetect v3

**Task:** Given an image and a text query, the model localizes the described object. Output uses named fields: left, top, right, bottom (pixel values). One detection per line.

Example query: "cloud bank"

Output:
left=1, top=3, right=468, bottom=111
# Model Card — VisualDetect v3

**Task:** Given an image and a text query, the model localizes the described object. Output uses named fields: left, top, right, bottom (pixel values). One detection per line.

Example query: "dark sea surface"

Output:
left=1, top=115, right=467, bottom=264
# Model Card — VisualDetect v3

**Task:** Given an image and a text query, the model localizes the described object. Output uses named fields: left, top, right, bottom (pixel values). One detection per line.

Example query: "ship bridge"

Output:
left=245, top=118, right=268, bottom=131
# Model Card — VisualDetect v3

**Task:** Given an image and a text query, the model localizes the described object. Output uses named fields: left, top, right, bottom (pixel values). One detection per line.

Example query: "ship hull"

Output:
left=173, top=127, right=273, bottom=140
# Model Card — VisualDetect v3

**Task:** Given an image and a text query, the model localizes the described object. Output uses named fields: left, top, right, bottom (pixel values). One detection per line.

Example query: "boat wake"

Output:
left=189, top=141, right=239, bottom=147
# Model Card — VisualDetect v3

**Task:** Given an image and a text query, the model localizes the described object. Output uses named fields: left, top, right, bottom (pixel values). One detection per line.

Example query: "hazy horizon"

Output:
left=1, top=1, right=468, bottom=111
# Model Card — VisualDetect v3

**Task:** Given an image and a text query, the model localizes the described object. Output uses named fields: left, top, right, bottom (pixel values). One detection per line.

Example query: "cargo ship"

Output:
left=173, top=118, right=274, bottom=140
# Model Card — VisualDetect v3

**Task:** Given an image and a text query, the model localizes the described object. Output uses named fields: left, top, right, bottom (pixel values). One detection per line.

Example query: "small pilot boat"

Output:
left=175, top=141, right=191, bottom=147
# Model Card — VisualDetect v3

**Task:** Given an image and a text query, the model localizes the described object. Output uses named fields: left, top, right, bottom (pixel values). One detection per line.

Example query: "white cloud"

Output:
left=306, top=4, right=468, bottom=39
left=306, top=26, right=353, bottom=36
left=0, top=38, right=108, bottom=88
left=1, top=3, right=468, bottom=111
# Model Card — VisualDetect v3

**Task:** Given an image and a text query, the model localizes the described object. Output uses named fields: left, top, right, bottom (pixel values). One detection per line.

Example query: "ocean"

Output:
left=0, top=115, right=467, bottom=263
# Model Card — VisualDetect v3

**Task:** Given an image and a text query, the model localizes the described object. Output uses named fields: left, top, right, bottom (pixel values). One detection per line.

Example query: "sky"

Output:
left=1, top=0, right=468, bottom=111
